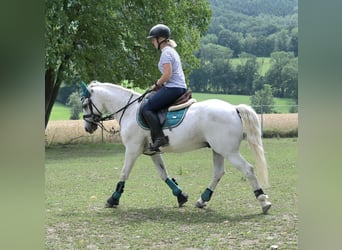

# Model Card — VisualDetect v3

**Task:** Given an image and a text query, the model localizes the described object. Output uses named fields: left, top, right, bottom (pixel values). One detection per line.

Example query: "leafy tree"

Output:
left=281, top=57, right=298, bottom=100
left=189, top=43, right=233, bottom=93
left=45, top=0, right=211, bottom=127
left=265, top=51, right=295, bottom=97
left=200, top=34, right=218, bottom=45
left=289, top=27, right=298, bottom=56
left=235, top=55, right=260, bottom=95
left=250, top=84, right=275, bottom=114
left=56, top=82, right=79, bottom=105
left=206, top=0, right=297, bottom=57
left=67, top=91, right=82, bottom=120
left=200, top=43, right=233, bottom=62
left=217, top=29, right=242, bottom=57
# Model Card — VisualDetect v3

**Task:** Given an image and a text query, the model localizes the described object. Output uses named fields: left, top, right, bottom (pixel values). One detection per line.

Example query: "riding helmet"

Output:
left=147, top=24, right=171, bottom=39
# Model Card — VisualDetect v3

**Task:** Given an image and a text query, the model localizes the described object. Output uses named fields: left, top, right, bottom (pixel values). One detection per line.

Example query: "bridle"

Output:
left=82, top=89, right=152, bottom=134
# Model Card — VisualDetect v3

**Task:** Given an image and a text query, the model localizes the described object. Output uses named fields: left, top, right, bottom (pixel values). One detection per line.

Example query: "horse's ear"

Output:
left=81, top=81, right=90, bottom=98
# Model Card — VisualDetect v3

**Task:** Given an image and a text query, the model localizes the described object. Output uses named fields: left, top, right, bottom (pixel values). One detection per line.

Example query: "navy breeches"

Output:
left=142, top=87, right=186, bottom=113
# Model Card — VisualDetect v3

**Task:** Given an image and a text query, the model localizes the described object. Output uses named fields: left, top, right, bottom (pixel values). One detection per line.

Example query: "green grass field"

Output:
left=50, top=102, right=71, bottom=120
left=45, top=138, right=298, bottom=249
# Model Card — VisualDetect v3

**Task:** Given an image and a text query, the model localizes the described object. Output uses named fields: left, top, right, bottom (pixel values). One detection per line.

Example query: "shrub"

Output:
left=251, top=84, right=275, bottom=113
left=67, top=91, right=82, bottom=120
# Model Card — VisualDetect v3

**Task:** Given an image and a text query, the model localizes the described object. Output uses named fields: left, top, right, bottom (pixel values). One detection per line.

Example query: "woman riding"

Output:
left=142, top=24, right=187, bottom=152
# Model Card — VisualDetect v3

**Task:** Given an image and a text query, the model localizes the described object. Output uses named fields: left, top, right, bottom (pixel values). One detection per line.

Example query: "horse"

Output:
left=81, top=80, right=272, bottom=214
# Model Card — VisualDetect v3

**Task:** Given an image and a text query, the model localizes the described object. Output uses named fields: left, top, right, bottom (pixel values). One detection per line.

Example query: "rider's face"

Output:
left=151, top=38, right=158, bottom=49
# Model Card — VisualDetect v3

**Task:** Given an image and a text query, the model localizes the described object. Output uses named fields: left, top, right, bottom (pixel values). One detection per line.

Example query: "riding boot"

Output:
left=143, top=110, right=169, bottom=151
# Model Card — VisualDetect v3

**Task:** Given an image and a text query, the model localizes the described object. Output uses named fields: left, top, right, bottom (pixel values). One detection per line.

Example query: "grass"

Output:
left=45, top=138, right=298, bottom=249
left=50, top=102, right=71, bottom=120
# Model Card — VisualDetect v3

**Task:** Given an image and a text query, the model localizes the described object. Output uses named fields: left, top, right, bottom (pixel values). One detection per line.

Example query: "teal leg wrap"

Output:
left=112, top=181, right=125, bottom=200
left=201, top=188, right=213, bottom=202
left=165, top=178, right=182, bottom=196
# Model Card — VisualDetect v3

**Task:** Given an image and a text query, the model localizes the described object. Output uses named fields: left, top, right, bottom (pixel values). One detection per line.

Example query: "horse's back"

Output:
left=180, top=98, right=243, bottom=135
left=168, top=98, right=243, bottom=153
left=190, top=99, right=239, bottom=121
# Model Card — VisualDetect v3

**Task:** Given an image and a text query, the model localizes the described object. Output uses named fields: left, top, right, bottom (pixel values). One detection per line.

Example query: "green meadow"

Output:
left=50, top=102, right=72, bottom=120
left=45, top=138, right=298, bottom=249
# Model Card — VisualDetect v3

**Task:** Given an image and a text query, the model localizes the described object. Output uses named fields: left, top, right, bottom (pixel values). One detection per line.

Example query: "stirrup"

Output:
left=149, top=136, right=169, bottom=151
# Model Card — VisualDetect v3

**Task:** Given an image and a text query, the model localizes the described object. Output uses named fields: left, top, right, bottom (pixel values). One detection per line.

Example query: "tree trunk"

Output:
left=45, top=66, right=64, bottom=128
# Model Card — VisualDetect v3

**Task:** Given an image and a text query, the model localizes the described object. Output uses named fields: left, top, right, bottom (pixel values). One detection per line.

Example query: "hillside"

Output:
left=204, top=0, right=298, bottom=57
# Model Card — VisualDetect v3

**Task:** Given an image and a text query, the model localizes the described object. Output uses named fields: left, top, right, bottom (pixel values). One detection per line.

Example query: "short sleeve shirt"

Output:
left=158, top=46, right=186, bottom=89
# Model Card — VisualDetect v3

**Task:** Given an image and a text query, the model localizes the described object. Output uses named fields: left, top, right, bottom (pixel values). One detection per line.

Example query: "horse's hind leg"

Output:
left=227, top=152, right=271, bottom=214
left=196, top=151, right=225, bottom=208
left=151, top=154, right=188, bottom=207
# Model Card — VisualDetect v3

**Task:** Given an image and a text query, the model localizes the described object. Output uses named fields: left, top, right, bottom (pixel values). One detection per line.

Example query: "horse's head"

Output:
left=81, top=81, right=103, bottom=134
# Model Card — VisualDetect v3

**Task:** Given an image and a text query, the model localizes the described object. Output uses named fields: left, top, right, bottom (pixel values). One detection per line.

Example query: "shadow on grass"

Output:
left=92, top=205, right=266, bottom=225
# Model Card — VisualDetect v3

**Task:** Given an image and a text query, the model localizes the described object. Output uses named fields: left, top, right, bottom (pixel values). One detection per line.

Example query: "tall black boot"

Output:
left=143, top=110, right=169, bottom=151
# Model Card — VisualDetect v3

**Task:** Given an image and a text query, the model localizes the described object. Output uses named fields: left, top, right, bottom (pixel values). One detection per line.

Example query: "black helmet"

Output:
left=147, top=24, right=171, bottom=39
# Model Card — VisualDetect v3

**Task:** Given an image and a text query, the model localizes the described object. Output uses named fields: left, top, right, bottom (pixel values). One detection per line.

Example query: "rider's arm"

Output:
left=156, top=63, right=172, bottom=86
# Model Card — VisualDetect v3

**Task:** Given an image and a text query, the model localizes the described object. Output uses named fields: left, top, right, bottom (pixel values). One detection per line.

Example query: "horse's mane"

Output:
left=89, top=80, right=141, bottom=96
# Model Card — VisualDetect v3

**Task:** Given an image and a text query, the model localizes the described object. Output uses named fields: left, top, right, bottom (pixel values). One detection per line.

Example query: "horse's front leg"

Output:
left=151, top=154, right=188, bottom=207
left=106, top=148, right=140, bottom=208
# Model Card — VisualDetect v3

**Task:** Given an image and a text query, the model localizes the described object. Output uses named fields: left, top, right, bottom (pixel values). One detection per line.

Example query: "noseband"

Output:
left=82, top=97, right=103, bottom=124
left=82, top=89, right=152, bottom=133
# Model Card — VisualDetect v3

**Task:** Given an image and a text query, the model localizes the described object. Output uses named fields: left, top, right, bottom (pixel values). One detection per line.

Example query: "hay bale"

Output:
left=45, top=120, right=121, bottom=145
left=259, top=113, right=298, bottom=137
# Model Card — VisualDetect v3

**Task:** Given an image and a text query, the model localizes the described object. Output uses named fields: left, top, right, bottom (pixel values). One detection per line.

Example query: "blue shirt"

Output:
left=158, top=46, right=186, bottom=89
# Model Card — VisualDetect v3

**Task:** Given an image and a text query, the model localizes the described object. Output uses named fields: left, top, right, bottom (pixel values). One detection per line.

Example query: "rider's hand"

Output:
left=151, top=81, right=162, bottom=91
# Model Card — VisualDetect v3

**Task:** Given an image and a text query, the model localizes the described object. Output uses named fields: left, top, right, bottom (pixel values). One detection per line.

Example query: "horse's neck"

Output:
left=99, top=85, right=140, bottom=114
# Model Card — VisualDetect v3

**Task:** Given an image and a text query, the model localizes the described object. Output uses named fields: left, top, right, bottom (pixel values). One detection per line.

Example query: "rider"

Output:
left=142, top=24, right=187, bottom=152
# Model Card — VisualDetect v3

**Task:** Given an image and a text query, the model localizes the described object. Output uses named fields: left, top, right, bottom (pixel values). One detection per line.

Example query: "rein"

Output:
left=83, top=89, right=152, bottom=134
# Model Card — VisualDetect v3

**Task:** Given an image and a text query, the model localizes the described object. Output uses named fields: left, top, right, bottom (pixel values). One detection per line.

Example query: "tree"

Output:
left=45, top=0, right=211, bottom=128
left=189, top=43, right=233, bottom=92
left=235, top=55, right=260, bottom=95
left=217, top=29, right=242, bottom=57
left=265, top=51, right=295, bottom=97
left=250, top=84, right=275, bottom=114
left=281, top=57, right=298, bottom=100
left=200, top=43, right=233, bottom=62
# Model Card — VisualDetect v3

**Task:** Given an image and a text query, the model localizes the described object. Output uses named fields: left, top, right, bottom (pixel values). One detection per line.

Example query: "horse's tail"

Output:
left=236, top=104, right=269, bottom=188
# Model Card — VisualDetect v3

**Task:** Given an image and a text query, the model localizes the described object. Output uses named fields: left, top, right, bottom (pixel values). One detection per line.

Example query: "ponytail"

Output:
left=167, top=39, right=177, bottom=48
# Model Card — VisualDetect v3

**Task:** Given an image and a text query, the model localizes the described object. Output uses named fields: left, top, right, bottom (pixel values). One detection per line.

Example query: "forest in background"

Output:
left=53, top=0, right=298, bottom=120
left=189, top=0, right=298, bottom=99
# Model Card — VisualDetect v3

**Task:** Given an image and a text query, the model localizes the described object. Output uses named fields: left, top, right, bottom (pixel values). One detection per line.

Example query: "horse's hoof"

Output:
left=106, top=196, right=119, bottom=208
left=195, top=200, right=206, bottom=209
left=177, top=192, right=188, bottom=207
left=262, top=203, right=272, bottom=214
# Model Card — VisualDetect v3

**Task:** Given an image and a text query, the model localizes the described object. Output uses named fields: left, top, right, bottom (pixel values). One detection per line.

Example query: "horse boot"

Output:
left=143, top=110, right=169, bottom=151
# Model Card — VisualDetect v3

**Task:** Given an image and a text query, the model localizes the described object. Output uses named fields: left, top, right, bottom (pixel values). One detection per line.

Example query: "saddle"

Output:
left=137, top=89, right=196, bottom=130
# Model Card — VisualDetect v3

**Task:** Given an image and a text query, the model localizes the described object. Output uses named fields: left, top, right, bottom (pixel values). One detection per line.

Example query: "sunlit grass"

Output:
left=45, top=138, right=298, bottom=249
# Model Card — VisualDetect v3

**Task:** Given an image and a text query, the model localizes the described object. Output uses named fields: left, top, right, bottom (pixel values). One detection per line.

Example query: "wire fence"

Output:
left=252, top=105, right=298, bottom=138
left=45, top=105, right=298, bottom=145
left=252, top=104, right=298, bottom=114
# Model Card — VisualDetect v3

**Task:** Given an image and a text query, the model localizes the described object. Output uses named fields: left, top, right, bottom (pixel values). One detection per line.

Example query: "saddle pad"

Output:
left=137, top=108, right=188, bottom=130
